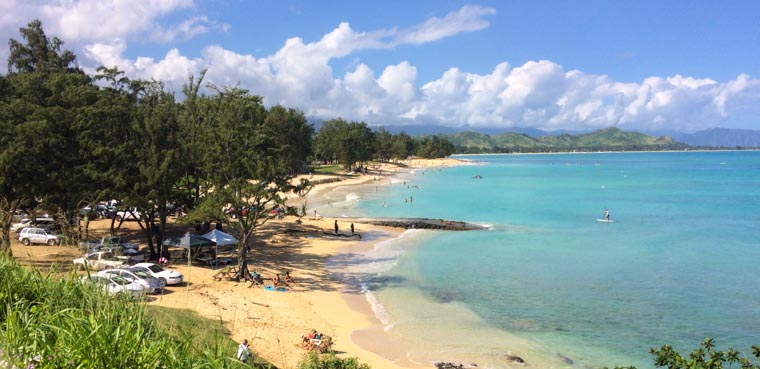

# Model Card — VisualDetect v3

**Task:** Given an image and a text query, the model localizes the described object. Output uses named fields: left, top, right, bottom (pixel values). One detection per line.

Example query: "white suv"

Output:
left=18, top=227, right=60, bottom=246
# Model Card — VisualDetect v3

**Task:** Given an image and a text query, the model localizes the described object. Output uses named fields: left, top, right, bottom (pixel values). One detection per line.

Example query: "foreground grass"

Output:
left=0, top=255, right=271, bottom=369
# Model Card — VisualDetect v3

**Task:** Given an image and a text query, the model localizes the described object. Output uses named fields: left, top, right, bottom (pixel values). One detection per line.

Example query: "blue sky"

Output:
left=2, top=0, right=759, bottom=132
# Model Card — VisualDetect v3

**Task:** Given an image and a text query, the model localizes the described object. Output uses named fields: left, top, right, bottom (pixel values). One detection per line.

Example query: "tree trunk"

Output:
left=235, top=232, right=251, bottom=281
left=0, top=230, right=12, bottom=257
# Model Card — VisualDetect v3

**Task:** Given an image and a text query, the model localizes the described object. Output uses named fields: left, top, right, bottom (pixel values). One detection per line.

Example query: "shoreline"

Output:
left=311, top=159, right=573, bottom=369
left=9, top=157, right=488, bottom=369
left=144, top=157, right=476, bottom=369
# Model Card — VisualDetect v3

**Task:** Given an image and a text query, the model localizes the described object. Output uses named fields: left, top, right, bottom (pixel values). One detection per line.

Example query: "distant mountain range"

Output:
left=309, top=119, right=760, bottom=149
left=671, top=128, right=760, bottom=148
left=443, top=127, right=686, bottom=153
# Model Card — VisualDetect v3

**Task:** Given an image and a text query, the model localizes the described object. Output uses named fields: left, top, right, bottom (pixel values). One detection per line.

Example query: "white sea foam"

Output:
left=361, top=282, right=395, bottom=330
left=342, top=229, right=430, bottom=328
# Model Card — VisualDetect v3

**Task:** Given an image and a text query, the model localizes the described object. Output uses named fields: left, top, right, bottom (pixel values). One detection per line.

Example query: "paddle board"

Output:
left=596, top=219, right=614, bottom=223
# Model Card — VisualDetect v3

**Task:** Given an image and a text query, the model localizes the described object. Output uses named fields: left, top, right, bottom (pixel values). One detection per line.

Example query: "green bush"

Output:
left=297, top=351, right=370, bottom=369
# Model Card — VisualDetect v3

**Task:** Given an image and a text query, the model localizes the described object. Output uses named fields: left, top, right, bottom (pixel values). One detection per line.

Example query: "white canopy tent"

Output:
left=202, top=229, right=239, bottom=247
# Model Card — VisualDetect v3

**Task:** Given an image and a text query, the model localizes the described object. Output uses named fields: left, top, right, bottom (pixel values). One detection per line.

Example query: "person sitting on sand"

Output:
left=301, top=329, right=317, bottom=348
left=304, top=331, right=323, bottom=350
left=273, top=274, right=287, bottom=288
left=248, top=271, right=263, bottom=287
left=284, top=271, right=295, bottom=287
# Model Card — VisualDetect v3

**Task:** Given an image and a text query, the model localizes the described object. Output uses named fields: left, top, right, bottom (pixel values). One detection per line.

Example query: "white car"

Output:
left=131, top=263, right=184, bottom=286
left=79, top=275, right=146, bottom=298
left=11, top=217, right=54, bottom=233
left=18, top=227, right=60, bottom=246
left=97, top=269, right=165, bottom=294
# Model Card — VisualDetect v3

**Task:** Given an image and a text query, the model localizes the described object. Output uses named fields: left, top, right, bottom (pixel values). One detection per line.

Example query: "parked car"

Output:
left=10, top=217, right=55, bottom=233
left=79, top=236, right=139, bottom=253
left=18, top=227, right=60, bottom=246
left=130, top=263, right=184, bottom=286
left=80, top=204, right=114, bottom=219
left=73, top=251, right=126, bottom=271
left=79, top=275, right=146, bottom=298
left=97, top=268, right=165, bottom=294
left=114, top=208, right=140, bottom=221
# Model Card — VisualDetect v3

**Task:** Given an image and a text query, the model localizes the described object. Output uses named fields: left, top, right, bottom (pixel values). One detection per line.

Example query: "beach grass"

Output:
left=0, top=255, right=273, bottom=369
left=312, top=165, right=344, bottom=174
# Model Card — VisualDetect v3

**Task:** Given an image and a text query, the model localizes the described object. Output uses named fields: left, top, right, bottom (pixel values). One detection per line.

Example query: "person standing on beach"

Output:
left=237, top=339, right=251, bottom=362
left=350, top=223, right=355, bottom=235
left=334, top=220, right=339, bottom=234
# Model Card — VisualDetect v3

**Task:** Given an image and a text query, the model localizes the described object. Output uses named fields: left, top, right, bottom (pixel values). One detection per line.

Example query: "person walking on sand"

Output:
left=237, top=339, right=251, bottom=362
left=334, top=220, right=339, bottom=234
left=350, top=222, right=355, bottom=235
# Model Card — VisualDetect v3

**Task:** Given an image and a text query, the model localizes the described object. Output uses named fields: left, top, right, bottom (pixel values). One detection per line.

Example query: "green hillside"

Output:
left=447, top=127, right=687, bottom=153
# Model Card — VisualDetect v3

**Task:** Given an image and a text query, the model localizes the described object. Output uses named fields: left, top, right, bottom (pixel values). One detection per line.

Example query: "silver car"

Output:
left=18, top=227, right=60, bottom=245
left=97, top=268, right=165, bottom=294
left=80, top=275, right=146, bottom=298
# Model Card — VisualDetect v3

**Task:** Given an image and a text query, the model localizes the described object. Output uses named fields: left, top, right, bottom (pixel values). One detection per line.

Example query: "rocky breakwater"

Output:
left=345, top=217, right=488, bottom=231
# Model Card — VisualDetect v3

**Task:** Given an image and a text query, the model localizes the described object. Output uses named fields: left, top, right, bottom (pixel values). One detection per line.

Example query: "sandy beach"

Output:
left=10, top=158, right=470, bottom=369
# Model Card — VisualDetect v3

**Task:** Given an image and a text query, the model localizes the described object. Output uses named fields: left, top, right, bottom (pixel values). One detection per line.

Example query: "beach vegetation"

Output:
left=0, top=255, right=273, bottom=369
left=314, top=118, right=375, bottom=171
left=180, top=78, right=310, bottom=281
left=312, top=165, right=344, bottom=174
left=298, top=351, right=370, bottom=369
left=608, top=338, right=760, bottom=369
left=0, top=19, right=458, bottom=259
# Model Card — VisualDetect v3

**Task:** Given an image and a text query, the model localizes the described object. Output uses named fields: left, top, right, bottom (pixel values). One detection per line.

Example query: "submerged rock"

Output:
left=556, top=353, right=574, bottom=365
left=344, top=217, right=487, bottom=231
left=504, top=354, right=526, bottom=364
left=434, top=363, right=465, bottom=369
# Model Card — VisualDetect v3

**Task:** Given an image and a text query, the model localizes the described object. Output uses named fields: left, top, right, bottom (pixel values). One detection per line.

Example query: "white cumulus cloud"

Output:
left=3, top=3, right=759, bottom=132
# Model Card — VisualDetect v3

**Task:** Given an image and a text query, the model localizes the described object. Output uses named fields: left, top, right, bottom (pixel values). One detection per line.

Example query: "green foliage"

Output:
left=297, top=351, right=370, bottom=369
left=415, top=135, right=455, bottom=158
left=0, top=255, right=271, bottom=369
left=312, top=165, right=344, bottom=174
left=315, top=119, right=375, bottom=170
left=607, top=339, right=760, bottom=369
left=264, top=105, right=314, bottom=174
left=6, top=19, right=76, bottom=74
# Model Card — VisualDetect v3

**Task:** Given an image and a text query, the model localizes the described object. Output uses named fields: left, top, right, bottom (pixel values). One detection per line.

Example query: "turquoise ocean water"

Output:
left=317, top=151, right=760, bottom=368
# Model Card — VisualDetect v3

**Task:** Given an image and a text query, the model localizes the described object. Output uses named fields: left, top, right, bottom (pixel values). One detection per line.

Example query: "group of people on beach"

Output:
left=273, top=271, right=295, bottom=288
left=334, top=220, right=356, bottom=235
left=247, top=271, right=294, bottom=289
left=300, top=329, right=331, bottom=352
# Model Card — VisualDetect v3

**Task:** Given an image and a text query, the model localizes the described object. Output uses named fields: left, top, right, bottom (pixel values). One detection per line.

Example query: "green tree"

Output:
left=7, top=19, right=76, bottom=74
left=340, top=121, right=374, bottom=171
left=113, top=80, right=183, bottom=260
left=416, top=135, right=454, bottom=158
left=0, top=20, right=95, bottom=253
left=263, top=105, right=314, bottom=174
left=314, top=118, right=345, bottom=164
left=391, top=131, right=415, bottom=161
left=373, top=127, right=393, bottom=162
left=186, top=84, right=306, bottom=281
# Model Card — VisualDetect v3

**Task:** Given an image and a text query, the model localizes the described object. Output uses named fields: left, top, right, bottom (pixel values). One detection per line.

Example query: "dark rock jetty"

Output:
left=344, top=217, right=487, bottom=231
